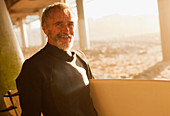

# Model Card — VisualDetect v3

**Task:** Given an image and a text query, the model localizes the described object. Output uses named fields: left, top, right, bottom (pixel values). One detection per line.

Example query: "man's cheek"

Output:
left=70, top=31, right=74, bottom=36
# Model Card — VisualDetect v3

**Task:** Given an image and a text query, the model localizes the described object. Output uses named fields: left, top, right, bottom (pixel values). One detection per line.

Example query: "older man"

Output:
left=16, top=2, right=97, bottom=116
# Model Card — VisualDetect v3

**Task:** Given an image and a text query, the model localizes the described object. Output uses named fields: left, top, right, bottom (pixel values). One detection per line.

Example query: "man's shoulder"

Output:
left=72, top=49, right=88, bottom=63
left=26, top=46, right=48, bottom=61
left=23, top=48, right=47, bottom=67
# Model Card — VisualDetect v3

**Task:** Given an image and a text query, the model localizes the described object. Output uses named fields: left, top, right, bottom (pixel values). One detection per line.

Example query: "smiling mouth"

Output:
left=57, top=34, right=73, bottom=39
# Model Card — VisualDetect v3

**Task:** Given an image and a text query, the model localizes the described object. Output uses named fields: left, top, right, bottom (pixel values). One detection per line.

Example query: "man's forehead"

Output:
left=63, top=9, right=72, bottom=16
left=48, top=10, right=76, bottom=24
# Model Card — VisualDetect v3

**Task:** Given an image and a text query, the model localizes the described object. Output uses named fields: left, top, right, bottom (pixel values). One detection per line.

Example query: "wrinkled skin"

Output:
left=43, top=9, right=75, bottom=51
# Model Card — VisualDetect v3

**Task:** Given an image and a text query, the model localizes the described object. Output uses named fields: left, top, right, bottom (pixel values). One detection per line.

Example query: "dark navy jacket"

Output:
left=16, top=43, right=97, bottom=116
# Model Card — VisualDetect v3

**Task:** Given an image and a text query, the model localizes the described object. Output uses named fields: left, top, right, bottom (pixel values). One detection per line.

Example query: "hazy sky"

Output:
left=85, top=0, right=159, bottom=19
left=30, top=0, right=159, bottom=28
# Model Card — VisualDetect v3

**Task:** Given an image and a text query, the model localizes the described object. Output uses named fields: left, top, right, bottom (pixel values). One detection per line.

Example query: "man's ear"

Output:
left=42, top=25, right=48, bottom=35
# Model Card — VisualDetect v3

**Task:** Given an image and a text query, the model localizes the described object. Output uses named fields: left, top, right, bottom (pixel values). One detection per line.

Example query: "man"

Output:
left=16, top=2, right=98, bottom=116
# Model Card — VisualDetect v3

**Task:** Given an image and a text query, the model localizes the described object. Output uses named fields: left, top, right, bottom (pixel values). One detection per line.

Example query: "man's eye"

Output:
left=55, top=23, right=61, bottom=26
left=54, top=22, right=64, bottom=27
left=68, top=23, right=74, bottom=27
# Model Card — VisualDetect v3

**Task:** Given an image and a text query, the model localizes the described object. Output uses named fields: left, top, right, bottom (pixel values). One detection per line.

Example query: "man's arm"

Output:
left=16, top=61, right=42, bottom=116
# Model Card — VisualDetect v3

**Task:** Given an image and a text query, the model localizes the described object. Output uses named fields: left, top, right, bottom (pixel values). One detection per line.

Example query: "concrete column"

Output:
left=76, top=0, right=90, bottom=50
left=18, top=17, right=29, bottom=48
left=39, top=9, right=47, bottom=46
left=61, top=0, right=66, bottom=3
left=158, top=0, right=170, bottom=61
left=0, top=0, right=24, bottom=115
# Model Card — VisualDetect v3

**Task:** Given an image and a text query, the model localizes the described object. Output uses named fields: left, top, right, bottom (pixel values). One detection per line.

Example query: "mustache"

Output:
left=56, top=33, right=73, bottom=38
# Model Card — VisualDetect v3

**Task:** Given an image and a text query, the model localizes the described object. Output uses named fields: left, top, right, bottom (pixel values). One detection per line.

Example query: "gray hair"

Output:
left=41, top=2, right=72, bottom=29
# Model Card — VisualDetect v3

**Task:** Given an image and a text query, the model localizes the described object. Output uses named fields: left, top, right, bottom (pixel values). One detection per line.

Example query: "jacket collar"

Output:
left=43, top=43, right=75, bottom=62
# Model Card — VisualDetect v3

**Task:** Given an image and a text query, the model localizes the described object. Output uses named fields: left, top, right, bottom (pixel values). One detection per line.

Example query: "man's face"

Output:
left=44, top=9, right=75, bottom=50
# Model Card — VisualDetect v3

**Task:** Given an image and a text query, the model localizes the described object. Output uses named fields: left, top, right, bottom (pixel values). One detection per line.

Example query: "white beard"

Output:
left=56, top=38, right=73, bottom=51
left=48, top=30, right=74, bottom=50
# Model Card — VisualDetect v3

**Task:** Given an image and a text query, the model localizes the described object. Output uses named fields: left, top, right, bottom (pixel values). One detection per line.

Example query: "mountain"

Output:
left=87, top=14, right=160, bottom=40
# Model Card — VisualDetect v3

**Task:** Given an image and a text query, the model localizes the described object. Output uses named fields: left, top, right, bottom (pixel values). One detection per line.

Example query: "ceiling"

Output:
left=5, top=0, right=62, bottom=19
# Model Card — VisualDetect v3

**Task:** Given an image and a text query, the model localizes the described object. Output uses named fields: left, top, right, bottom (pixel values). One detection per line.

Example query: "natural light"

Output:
left=85, top=0, right=159, bottom=19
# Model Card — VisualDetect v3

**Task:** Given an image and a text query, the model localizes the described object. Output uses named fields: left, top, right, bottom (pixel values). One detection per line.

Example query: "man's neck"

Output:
left=48, top=42, right=72, bottom=57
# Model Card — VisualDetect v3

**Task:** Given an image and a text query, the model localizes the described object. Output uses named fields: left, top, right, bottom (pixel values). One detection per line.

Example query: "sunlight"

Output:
left=85, top=0, right=159, bottom=19
left=30, top=20, right=40, bottom=28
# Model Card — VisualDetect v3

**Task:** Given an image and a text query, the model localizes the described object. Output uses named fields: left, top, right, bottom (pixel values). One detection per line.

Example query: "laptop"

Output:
left=89, top=79, right=170, bottom=116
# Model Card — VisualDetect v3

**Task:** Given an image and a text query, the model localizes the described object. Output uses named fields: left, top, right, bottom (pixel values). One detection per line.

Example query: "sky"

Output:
left=30, top=0, right=159, bottom=28
left=85, top=0, right=159, bottom=19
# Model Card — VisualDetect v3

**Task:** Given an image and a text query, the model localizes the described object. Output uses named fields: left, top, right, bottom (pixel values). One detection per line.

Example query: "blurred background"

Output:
left=11, top=0, right=168, bottom=80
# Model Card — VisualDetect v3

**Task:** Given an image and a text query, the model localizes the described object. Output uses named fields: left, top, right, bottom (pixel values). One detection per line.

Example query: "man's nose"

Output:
left=62, top=25, right=69, bottom=33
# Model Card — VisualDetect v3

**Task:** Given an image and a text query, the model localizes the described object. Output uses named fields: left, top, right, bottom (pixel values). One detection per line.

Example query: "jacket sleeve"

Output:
left=16, top=60, right=42, bottom=116
left=86, top=64, right=95, bottom=79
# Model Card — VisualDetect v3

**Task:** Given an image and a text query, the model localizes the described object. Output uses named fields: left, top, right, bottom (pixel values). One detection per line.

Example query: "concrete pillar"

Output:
left=18, top=17, right=29, bottom=48
left=76, top=0, right=90, bottom=50
left=61, top=0, right=66, bottom=3
left=39, top=9, right=47, bottom=47
left=158, top=0, right=170, bottom=61
left=0, top=0, right=24, bottom=115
